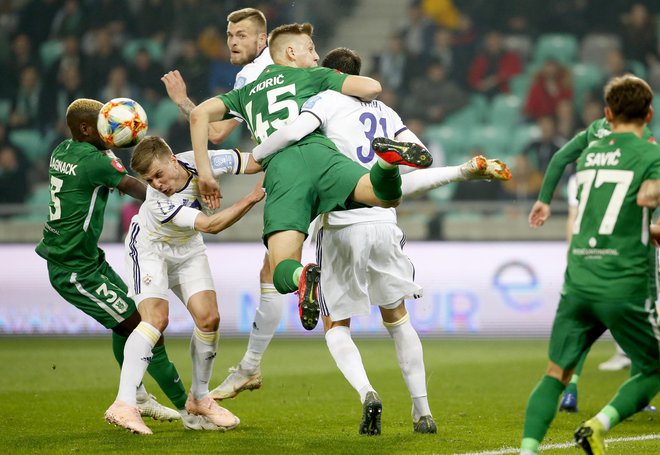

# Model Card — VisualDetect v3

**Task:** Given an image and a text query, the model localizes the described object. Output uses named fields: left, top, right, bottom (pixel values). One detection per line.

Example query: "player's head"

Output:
left=227, top=7, right=268, bottom=65
left=322, top=47, right=361, bottom=75
left=268, top=23, right=318, bottom=68
left=131, top=136, right=181, bottom=196
left=66, top=98, right=106, bottom=150
left=604, top=74, right=654, bottom=126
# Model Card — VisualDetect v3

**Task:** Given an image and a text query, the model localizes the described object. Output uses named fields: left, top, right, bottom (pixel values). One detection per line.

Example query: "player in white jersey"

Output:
left=161, top=8, right=281, bottom=402
left=104, top=136, right=263, bottom=434
left=250, top=47, right=509, bottom=435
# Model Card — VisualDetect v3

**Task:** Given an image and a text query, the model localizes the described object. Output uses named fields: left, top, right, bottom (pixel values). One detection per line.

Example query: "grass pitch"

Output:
left=1, top=337, right=657, bottom=454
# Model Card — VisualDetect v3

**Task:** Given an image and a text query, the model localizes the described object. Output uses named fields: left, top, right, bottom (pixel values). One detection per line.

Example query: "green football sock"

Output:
left=565, top=349, right=588, bottom=395
left=111, top=331, right=127, bottom=366
left=273, top=258, right=303, bottom=294
left=148, top=343, right=187, bottom=410
left=605, top=372, right=660, bottom=424
left=522, top=375, right=565, bottom=446
left=369, top=161, right=402, bottom=202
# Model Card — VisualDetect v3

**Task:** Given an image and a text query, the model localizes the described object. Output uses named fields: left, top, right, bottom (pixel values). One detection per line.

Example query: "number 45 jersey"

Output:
left=566, top=132, right=660, bottom=301
left=35, top=139, right=127, bottom=269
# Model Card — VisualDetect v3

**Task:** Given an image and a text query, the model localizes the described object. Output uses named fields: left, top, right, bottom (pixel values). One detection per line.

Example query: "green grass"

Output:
left=0, top=337, right=657, bottom=454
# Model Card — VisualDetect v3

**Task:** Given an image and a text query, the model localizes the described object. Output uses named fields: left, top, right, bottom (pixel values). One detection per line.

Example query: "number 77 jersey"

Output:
left=566, top=132, right=660, bottom=301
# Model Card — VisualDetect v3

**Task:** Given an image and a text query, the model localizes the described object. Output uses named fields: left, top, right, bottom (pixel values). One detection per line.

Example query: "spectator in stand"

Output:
left=45, top=34, right=86, bottom=93
left=555, top=99, right=577, bottom=142
left=49, top=0, right=85, bottom=39
left=98, top=66, right=136, bottom=101
left=400, top=1, right=436, bottom=57
left=43, top=65, right=85, bottom=128
left=128, top=47, right=165, bottom=106
left=9, top=65, right=45, bottom=130
left=0, top=143, right=30, bottom=213
left=501, top=153, right=543, bottom=202
left=172, top=39, right=210, bottom=102
left=16, top=0, right=59, bottom=47
left=522, top=116, right=564, bottom=173
left=620, top=3, right=659, bottom=69
left=421, top=0, right=461, bottom=30
left=402, top=58, right=469, bottom=125
left=84, top=27, right=124, bottom=96
left=604, top=48, right=636, bottom=79
left=524, top=58, right=573, bottom=120
left=429, top=28, right=455, bottom=79
left=467, top=29, right=522, bottom=99
left=4, top=33, right=39, bottom=97
left=371, top=33, right=413, bottom=93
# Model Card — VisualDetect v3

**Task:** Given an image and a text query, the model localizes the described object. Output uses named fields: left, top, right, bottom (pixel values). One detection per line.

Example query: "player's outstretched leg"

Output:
left=359, top=391, right=382, bottom=436
left=297, top=263, right=321, bottom=331
left=460, top=155, right=512, bottom=181
left=210, top=365, right=263, bottom=400
left=371, top=137, right=433, bottom=169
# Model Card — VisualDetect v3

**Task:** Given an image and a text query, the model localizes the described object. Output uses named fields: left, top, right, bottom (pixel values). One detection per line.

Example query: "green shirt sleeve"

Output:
left=218, top=89, right=243, bottom=121
left=309, top=66, right=349, bottom=93
left=538, top=131, right=589, bottom=204
left=86, top=152, right=127, bottom=188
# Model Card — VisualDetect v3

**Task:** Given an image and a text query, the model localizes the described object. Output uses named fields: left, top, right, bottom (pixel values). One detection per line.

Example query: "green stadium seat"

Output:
left=39, top=40, right=63, bottom=69
left=442, top=104, right=481, bottom=130
left=428, top=183, right=456, bottom=203
left=425, top=125, right=469, bottom=165
left=122, top=39, right=164, bottom=63
left=150, top=99, right=181, bottom=135
left=571, top=63, right=603, bottom=110
left=0, top=98, right=10, bottom=123
left=9, top=129, right=49, bottom=162
left=488, top=94, right=522, bottom=128
left=509, top=73, right=531, bottom=99
left=510, top=124, right=540, bottom=156
left=467, top=125, right=511, bottom=157
left=533, top=34, right=579, bottom=65
left=16, top=183, right=50, bottom=221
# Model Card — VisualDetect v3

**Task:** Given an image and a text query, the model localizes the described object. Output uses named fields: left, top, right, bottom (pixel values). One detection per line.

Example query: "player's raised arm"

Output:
left=340, top=75, right=381, bottom=102
left=161, top=70, right=240, bottom=144
left=194, top=178, right=265, bottom=234
left=252, top=112, right=320, bottom=162
left=190, top=97, right=228, bottom=209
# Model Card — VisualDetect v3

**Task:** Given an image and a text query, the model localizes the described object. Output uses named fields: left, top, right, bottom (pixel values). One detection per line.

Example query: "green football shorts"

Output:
left=548, top=293, right=660, bottom=374
left=262, top=142, right=368, bottom=239
left=47, top=253, right=136, bottom=329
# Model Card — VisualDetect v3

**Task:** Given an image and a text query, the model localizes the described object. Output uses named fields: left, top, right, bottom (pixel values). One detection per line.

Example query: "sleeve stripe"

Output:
left=301, top=110, right=323, bottom=127
left=160, top=205, right=184, bottom=224
left=233, top=148, right=242, bottom=175
left=394, top=126, right=409, bottom=138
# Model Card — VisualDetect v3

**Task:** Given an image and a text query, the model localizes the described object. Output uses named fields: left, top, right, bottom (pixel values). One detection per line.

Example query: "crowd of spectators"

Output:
left=1, top=0, right=659, bottom=224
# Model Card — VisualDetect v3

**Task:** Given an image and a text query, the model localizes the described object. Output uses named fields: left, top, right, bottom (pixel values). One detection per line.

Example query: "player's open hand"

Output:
left=251, top=176, right=266, bottom=203
left=161, top=70, right=188, bottom=104
left=528, top=201, right=551, bottom=228
left=199, top=176, right=222, bottom=209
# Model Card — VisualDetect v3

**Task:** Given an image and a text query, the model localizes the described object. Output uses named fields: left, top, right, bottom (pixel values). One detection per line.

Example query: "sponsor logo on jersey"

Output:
left=234, top=76, right=247, bottom=89
left=584, top=149, right=621, bottom=167
left=211, top=153, right=235, bottom=172
left=49, top=157, right=77, bottom=175
left=111, top=159, right=125, bottom=172
left=248, top=74, right=285, bottom=95
left=303, top=95, right=320, bottom=109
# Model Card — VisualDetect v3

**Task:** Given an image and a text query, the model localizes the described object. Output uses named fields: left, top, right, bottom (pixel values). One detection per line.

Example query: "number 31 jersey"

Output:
left=566, top=132, right=660, bottom=301
left=302, top=90, right=407, bottom=227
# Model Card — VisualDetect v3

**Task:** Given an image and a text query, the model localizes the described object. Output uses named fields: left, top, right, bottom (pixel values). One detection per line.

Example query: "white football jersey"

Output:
left=301, top=91, right=408, bottom=227
left=233, top=47, right=273, bottom=89
left=136, top=149, right=244, bottom=244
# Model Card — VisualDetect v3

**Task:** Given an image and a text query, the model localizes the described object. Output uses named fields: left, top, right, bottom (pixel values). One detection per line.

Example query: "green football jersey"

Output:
left=538, top=118, right=654, bottom=203
left=218, top=64, right=348, bottom=168
left=35, top=140, right=127, bottom=269
left=564, top=132, right=660, bottom=300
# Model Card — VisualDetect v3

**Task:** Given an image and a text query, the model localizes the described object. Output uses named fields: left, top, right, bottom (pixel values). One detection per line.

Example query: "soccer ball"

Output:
left=97, top=98, right=148, bottom=148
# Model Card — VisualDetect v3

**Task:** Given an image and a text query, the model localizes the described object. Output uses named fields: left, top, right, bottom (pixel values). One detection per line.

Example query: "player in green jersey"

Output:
left=520, top=75, right=660, bottom=455
left=35, top=98, right=193, bottom=428
left=189, top=23, right=431, bottom=331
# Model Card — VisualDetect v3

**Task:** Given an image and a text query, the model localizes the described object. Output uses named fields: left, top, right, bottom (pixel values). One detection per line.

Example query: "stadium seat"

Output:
left=571, top=63, right=603, bottom=111
left=0, top=98, right=11, bottom=123
left=509, top=73, right=531, bottom=99
left=533, top=34, right=579, bottom=65
left=17, top=183, right=50, bottom=221
left=425, top=125, right=469, bottom=165
left=580, top=33, right=621, bottom=72
left=428, top=183, right=456, bottom=204
left=503, top=34, right=533, bottom=62
left=488, top=94, right=522, bottom=129
left=627, top=59, right=647, bottom=79
left=510, top=123, right=541, bottom=157
left=39, top=39, right=64, bottom=69
left=122, top=39, right=164, bottom=63
left=150, top=99, right=181, bottom=135
left=9, top=129, right=49, bottom=162
left=467, top=125, right=511, bottom=157
left=441, top=104, right=480, bottom=131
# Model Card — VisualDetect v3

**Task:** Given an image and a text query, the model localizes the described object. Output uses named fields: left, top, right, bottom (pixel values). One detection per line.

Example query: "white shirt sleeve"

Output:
left=300, top=94, right=332, bottom=128
left=146, top=197, right=199, bottom=228
left=252, top=112, right=320, bottom=162
left=209, top=149, right=243, bottom=177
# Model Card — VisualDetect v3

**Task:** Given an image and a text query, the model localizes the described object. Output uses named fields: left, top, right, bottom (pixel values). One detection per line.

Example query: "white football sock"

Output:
left=401, top=166, right=464, bottom=197
left=190, top=327, right=218, bottom=400
left=240, top=283, right=285, bottom=372
left=384, top=313, right=431, bottom=420
left=117, top=321, right=160, bottom=405
left=325, top=326, right=374, bottom=403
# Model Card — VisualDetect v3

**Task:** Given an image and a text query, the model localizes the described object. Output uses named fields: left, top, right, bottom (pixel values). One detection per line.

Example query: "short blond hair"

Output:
left=66, top=98, right=103, bottom=132
left=131, top=136, right=172, bottom=176
left=268, top=22, right=313, bottom=60
left=227, top=7, right=267, bottom=33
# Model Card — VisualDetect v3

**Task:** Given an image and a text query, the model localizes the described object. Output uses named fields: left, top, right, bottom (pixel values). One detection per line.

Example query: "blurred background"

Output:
left=1, top=0, right=659, bottom=242
left=1, top=0, right=660, bottom=335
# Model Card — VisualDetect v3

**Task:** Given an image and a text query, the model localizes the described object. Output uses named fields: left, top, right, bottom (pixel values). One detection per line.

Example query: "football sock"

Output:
left=117, top=321, right=160, bottom=405
left=240, top=283, right=285, bottom=372
left=273, top=258, right=303, bottom=294
left=522, top=375, right=565, bottom=447
left=400, top=166, right=463, bottom=197
left=190, top=327, right=219, bottom=400
left=384, top=313, right=431, bottom=420
left=325, top=326, right=373, bottom=402
left=148, top=343, right=187, bottom=409
left=111, top=331, right=127, bottom=366
left=603, top=372, right=660, bottom=426
left=564, top=373, right=579, bottom=396
left=370, top=161, right=402, bottom=202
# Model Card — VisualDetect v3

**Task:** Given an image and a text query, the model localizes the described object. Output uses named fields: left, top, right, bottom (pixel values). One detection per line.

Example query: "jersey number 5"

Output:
left=245, top=84, right=298, bottom=143
left=573, top=169, right=633, bottom=235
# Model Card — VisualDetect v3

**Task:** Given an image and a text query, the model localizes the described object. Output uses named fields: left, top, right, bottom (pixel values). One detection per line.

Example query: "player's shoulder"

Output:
left=235, top=50, right=274, bottom=88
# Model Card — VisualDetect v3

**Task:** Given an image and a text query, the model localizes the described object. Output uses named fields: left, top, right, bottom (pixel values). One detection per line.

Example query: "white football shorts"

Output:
left=125, top=221, right=214, bottom=306
left=316, top=222, right=422, bottom=321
